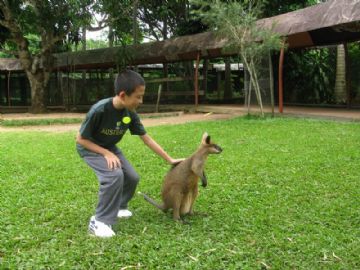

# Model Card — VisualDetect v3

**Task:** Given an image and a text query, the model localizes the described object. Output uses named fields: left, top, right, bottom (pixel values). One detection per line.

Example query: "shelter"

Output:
left=1, top=0, right=360, bottom=111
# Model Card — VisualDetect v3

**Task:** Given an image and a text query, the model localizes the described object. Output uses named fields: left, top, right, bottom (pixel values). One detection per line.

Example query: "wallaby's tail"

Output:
left=137, top=192, right=166, bottom=211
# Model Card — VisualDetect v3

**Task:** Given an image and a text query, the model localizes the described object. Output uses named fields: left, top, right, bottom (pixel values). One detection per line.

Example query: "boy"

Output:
left=76, top=70, right=183, bottom=238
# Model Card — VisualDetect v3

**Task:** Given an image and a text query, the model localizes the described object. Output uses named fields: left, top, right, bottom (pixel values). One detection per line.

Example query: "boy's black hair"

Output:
left=114, top=70, right=145, bottom=95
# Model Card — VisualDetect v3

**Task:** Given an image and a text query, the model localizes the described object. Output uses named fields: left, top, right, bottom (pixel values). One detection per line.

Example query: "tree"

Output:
left=196, top=0, right=283, bottom=116
left=138, top=0, right=189, bottom=41
left=334, top=44, right=346, bottom=104
left=91, top=1, right=135, bottom=46
left=0, top=0, right=93, bottom=113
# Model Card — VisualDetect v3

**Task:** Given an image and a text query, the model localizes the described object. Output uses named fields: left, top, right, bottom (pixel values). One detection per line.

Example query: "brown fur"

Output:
left=139, top=132, right=222, bottom=222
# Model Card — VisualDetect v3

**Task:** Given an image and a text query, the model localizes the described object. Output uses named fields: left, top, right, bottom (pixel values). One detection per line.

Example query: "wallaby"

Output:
left=139, top=132, right=222, bottom=222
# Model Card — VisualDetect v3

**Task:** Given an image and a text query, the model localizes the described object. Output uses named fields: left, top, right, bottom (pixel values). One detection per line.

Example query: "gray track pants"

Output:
left=82, top=147, right=139, bottom=225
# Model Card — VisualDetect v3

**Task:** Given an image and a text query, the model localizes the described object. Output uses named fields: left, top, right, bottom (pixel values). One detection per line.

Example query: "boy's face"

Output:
left=121, top=85, right=145, bottom=111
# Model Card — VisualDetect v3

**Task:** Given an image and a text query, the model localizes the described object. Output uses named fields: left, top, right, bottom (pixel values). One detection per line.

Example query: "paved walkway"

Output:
left=1, top=105, right=359, bottom=121
left=0, top=105, right=359, bottom=133
left=142, top=104, right=360, bottom=121
left=195, top=105, right=360, bottom=121
left=0, top=111, right=234, bottom=133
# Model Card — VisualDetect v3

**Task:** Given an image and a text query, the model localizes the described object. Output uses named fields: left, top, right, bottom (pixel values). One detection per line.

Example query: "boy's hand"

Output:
left=169, top=158, right=185, bottom=165
left=104, top=151, right=121, bottom=170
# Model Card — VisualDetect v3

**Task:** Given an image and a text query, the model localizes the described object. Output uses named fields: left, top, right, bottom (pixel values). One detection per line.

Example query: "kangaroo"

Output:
left=139, top=132, right=222, bottom=222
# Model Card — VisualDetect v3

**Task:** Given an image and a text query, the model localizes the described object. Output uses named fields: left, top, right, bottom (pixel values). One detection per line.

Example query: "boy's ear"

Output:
left=119, top=91, right=126, bottom=98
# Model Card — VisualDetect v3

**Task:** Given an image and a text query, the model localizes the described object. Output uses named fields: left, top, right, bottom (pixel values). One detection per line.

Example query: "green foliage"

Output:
left=1, top=117, right=360, bottom=269
left=260, top=0, right=340, bottom=106
left=115, top=44, right=137, bottom=72
left=194, top=0, right=284, bottom=115
left=281, top=48, right=336, bottom=104
left=138, top=1, right=191, bottom=40
left=92, top=0, right=136, bottom=45
left=194, top=0, right=283, bottom=61
left=261, top=0, right=320, bottom=17
left=0, top=1, right=97, bottom=111
left=3, top=1, right=92, bottom=42
left=0, top=33, right=48, bottom=57
left=85, top=38, right=108, bottom=50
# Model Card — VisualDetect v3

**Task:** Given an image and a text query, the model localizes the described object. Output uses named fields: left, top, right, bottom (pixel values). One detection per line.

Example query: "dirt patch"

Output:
left=0, top=112, right=239, bottom=133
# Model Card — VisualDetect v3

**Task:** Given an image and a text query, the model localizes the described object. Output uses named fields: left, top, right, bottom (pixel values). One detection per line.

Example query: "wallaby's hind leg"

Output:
left=180, top=192, right=192, bottom=215
left=188, top=185, right=199, bottom=216
left=172, top=194, right=183, bottom=221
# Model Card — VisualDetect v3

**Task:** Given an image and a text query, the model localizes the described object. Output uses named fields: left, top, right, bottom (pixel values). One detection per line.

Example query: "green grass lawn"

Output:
left=0, top=116, right=359, bottom=269
left=0, top=118, right=83, bottom=127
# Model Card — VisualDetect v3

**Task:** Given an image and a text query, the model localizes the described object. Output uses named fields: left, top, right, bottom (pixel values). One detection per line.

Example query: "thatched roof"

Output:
left=1, top=0, right=360, bottom=71
left=0, top=58, right=22, bottom=71
left=53, top=0, right=360, bottom=70
left=258, top=0, right=360, bottom=48
left=53, top=31, right=229, bottom=70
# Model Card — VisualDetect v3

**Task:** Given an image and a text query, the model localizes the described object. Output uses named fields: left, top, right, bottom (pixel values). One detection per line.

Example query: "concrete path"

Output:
left=0, top=105, right=359, bottom=133
left=0, top=111, right=235, bottom=133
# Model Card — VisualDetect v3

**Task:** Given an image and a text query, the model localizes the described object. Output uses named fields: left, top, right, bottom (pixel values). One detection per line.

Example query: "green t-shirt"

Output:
left=76, top=97, right=146, bottom=156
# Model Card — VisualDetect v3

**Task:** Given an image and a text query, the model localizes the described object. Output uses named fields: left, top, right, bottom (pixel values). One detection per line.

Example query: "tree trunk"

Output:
left=79, top=27, right=88, bottom=104
left=20, top=74, right=28, bottom=105
left=334, top=44, right=346, bottom=104
left=82, top=27, right=87, bottom=50
left=344, top=43, right=351, bottom=108
left=19, top=51, right=53, bottom=113
left=243, top=55, right=264, bottom=117
left=183, top=61, right=194, bottom=92
left=0, top=2, right=66, bottom=113
left=108, top=25, right=114, bottom=48
left=133, top=0, right=139, bottom=45
left=26, top=71, right=49, bottom=113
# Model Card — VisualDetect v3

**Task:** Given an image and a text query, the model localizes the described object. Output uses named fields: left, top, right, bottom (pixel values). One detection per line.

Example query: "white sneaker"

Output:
left=88, top=216, right=115, bottom=238
left=117, top=209, right=133, bottom=218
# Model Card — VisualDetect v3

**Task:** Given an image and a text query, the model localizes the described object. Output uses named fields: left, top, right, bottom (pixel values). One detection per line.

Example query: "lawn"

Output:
left=0, top=118, right=83, bottom=127
left=0, top=116, right=359, bottom=269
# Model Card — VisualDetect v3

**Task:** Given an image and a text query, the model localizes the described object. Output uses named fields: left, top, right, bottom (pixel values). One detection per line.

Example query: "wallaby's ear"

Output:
left=206, top=135, right=211, bottom=144
left=202, top=132, right=209, bottom=144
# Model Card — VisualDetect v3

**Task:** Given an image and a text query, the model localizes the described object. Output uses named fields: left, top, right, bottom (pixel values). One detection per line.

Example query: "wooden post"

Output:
left=344, top=42, right=351, bottom=108
left=224, top=57, right=232, bottom=100
left=163, top=63, right=169, bottom=103
left=20, top=73, right=27, bottom=105
left=217, top=71, right=221, bottom=99
left=194, top=51, right=200, bottom=106
left=155, top=84, right=162, bottom=113
left=278, top=47, right=285, bottom=113
left=269, top=51, right=275, bottom=117
left=202, top=59, right=208, bottom=96
left=7, top=71, right=11, bottom=106
left=58, top=71, right=64, bottom=107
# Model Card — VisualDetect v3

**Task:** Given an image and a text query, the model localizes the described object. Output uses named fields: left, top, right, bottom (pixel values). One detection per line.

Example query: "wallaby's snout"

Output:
left=207, top=143, right=222, bottom=154
left=213, top=144, right=223, bottom=154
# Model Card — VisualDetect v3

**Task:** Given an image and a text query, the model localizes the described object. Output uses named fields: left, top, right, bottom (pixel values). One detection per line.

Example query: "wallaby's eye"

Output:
left=206, top=136, right=211, bottom=144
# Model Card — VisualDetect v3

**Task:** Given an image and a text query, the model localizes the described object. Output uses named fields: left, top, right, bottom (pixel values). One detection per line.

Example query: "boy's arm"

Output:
left=76, top=132, right=121, bottom=169
left=140, top=134, right=184, bottom=165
